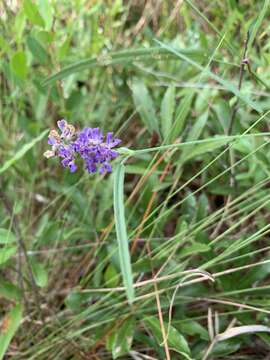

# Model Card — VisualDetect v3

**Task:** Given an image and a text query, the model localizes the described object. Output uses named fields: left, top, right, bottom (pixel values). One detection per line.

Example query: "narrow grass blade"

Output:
left=248, top=0, right=270, bottom=53
left=0, top=304, right=23, bottom=360
left=155, top=39, right=262, bottom=113
left=184, top=0, right=236, bottom=55
left=43, top=47, right=205, bottom=86
left=0, top=130, right=48, bottom=175
left=113, top=162, right=134, bottom=304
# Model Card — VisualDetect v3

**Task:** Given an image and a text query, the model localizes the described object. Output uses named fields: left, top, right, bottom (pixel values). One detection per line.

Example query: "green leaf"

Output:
left=179, top=320, right=209, bottom=340
left=0, top=278, right=22, bottom=302
left=180, top=111, right=208, bottom=162
left=38, top=0, right=53, bottom=30
left=23, top=0, right=45, bottom=27
left=144, top=316, right=191, bottom=357
left=131, top=79, right=159, bottom=135
left=0, top=229, right=16, bottom=245
left=0, top=130, right=48, bottom=175
left=113, top=163, right=134, bottom=304
left=0, top=36, right=10, bottom=53
left=11, top=51, right=28, bottom=79
left=182, top=136, right=229, bottom=163
left=26, top=35, right=48, bottom=65
left=170, top=92, right=194, bottom=142
left=0, top=304, right=23, bottom=360
left=161, top=86, right=175, bottom=141
left=0, top=247, right=17, bottom=266
left=107, top=318, right=135, bottom=359
left=180, top=242, right=210, bottom=257
left=104, top=264, right=120, bottom=288
left=30, top=259, right=48, bottom=287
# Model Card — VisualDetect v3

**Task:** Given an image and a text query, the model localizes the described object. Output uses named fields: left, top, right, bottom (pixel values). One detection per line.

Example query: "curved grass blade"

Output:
left=43, top=47, right=205, bottom=86
left=113, top=162, right=134, bottom=304
left=0, top=130, right=48, bottom=175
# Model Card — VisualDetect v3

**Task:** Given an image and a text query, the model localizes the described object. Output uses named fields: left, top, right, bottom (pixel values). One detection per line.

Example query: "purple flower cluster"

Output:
left=44, top=120, right=121, bottom=174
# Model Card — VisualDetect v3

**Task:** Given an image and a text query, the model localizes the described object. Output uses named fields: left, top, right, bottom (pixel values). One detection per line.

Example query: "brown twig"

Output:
left=146, top=243, right=171, bottom=360
left=211, top=31, right=250, bottom=239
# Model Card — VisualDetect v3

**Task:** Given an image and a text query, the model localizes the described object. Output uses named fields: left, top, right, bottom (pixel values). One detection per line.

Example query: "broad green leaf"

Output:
left=0, top=247, right=17, bottom=266
left=186, top=111, right=208, bottom=142
left=104, top=264, right=120, bottom=287
left=30, top=259, right=48, bottom=287
left=65, top=291, right=91, bottom=312
left=131, top=79, right=159, bottom=135
left=113, top=163, right=134, bottom=304
left=161, top=86, right=175, bottom=141
left=144, top=316, right=191, bottom=357
left=107, top=318, right=135, bottom=359
left=26, top=35, right=48, bottom=65
left=179, top=320, right=209, bottom=340
left=196, top=194, right=209, bottom=221
left=213, top=99, right=231, bottom=132
left=170, top=92, right=194, bottom=142
left=0, top=278, right=22, bottom=302
left=0, top=229, right=16, bottom=245
left=0, top=304, right=23, bottom=360
left=0, top=130, right=48, bottom=175
left=23, top=0, right=45, bottom=27
left=38, top=0, right=53, bottom=30
left=11, top=51, right=28, bottom=79
left=180, top=111, right=208, bottom=162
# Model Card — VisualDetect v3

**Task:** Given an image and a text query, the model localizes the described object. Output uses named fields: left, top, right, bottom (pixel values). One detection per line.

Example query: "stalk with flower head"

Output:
left=44, top=119, right=135, bottom=303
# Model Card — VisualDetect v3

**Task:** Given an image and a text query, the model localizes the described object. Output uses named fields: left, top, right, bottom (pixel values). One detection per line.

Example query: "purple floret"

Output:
left=73, top=127, right=121, bottom=174
left=44, top=120, right=121, bottom=174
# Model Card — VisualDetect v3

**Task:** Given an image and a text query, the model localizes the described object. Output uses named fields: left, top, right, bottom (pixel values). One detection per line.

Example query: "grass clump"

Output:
left=1, top=1, right=270, bottom=359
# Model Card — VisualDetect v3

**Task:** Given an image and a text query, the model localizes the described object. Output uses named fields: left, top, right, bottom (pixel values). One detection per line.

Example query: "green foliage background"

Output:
left=1, top=0, right=270, bottom=359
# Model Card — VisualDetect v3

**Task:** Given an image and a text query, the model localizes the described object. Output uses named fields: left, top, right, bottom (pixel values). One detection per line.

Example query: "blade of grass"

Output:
left=0, top=130, right=48, bottom=175
left=43, top=47, right=205, bottom=86
left=247, top=0, right=270, bottom=53
left=113, top=162, right=135, bottom=304
left=154, top=39, right=262, bottom=113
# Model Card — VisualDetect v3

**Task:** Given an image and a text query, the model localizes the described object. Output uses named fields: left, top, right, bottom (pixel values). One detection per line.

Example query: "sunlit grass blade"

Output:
left=113, top=162, right=135, bottom=304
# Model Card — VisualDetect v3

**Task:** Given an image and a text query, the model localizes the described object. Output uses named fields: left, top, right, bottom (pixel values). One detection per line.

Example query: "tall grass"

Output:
left=1, top=1, right=270, bottom=359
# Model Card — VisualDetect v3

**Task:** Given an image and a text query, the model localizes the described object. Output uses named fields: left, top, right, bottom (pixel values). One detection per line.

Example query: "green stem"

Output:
left=119, top=132, right=270, bottom=156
